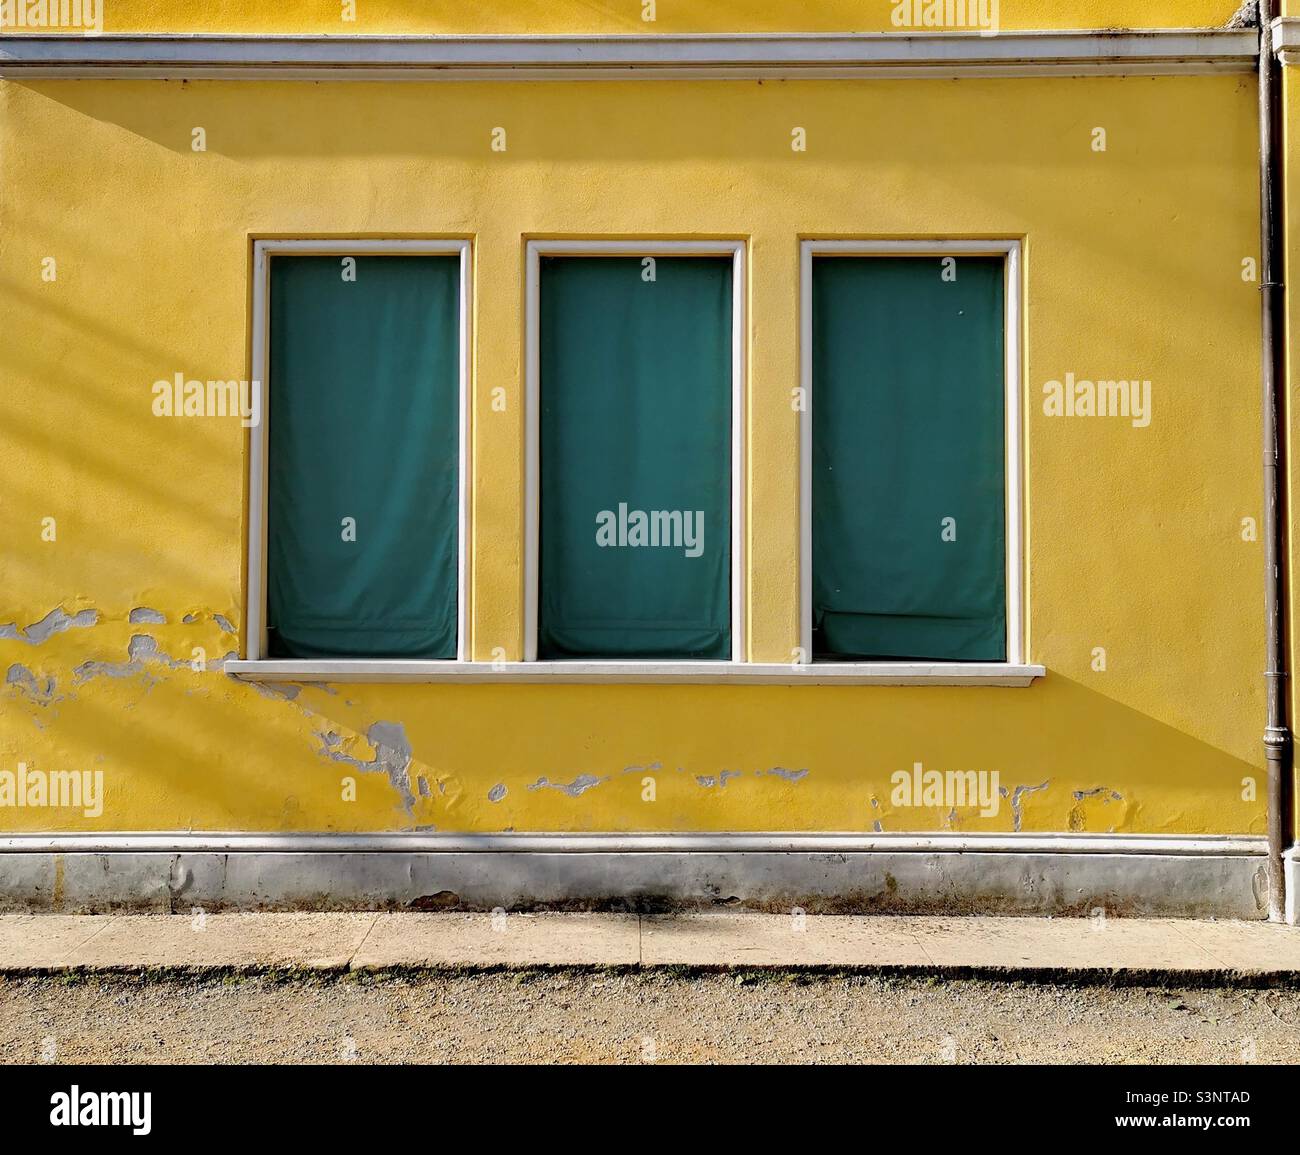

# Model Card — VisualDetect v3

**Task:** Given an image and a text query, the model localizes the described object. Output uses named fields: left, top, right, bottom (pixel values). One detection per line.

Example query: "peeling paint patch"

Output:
left=763, top=767, right=809, bottom=782
left=1001, top=780, right=1050, bottom=833
left=1068, top=786, right=1126, bottom=833
left=528, top=774, right=608, bottom=797
left=696, top=770, right=743, bottom=789
left=1073, top=787, right=1124, bottom=802
left=0, top=607, right=98, bottom=645
left=5, top=663, right=59, bottom=704
left=128, top=607, right=166, bottom=624
left=249, top=680, right=302, bottom=701
left=72, top=635, right=231, bottom=685
left=73, top=635, right=159, bottom=684
left=213, top=614, right=237, bottom=634
left=622, top=761, right=662, bottom=775
left=488, top=783, right=507, bottom=802
left=316, top=721, right=416, bottom=816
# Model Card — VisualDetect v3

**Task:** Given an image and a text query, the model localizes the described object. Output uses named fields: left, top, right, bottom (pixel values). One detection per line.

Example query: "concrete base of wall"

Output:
left=0, top=834, right=1270, bottom=918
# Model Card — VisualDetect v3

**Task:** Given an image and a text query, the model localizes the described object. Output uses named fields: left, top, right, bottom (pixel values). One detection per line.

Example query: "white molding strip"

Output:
left=0, top=831, right=1265, bottom=855
left=0, top=30, right=1259, bottom=81
left=224, top=658, right=1044, bottom=684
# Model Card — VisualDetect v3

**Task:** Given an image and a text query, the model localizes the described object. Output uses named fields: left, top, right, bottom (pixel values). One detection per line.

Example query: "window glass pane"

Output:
left=539, top=256, right=732, bottom=660
left=812, top=256, right=1006, bottom=661
left=267, top=254, right=460, bottom=659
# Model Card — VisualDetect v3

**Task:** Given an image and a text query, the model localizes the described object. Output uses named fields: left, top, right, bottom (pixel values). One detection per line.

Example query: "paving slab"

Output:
left=58, top=912, right=378, bottom=970
left=640, top=912, right=930, bottom=966
left=3, top=913, right=1300, bottom=974
left=351, top=912, right=640, bottom=968
left=912, top=916, right=1226, bottom=971
left=0, top=915, right=114, bottom=969
left=1170, top=919, right=1300, bottom=972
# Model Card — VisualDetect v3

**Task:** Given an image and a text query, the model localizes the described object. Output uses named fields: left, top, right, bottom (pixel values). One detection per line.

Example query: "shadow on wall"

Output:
left=0, top=623, right=1267, bottom=836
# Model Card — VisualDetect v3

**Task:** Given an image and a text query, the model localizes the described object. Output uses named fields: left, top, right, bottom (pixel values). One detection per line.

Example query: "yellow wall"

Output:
left=0, top=68, right=1267, bottom=836
left=0, top=1, right=1247, bottom=36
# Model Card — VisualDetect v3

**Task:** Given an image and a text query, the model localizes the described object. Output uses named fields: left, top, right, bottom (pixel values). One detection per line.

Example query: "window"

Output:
left=800, top=242, right=1022, bottom=664
left=525, top=241, right=745, bottom=662
left=247, top=240, right=470, bottom=662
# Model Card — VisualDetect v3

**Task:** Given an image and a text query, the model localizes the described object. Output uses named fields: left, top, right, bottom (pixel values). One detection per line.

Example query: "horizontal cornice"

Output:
left=0, top=29, right=1260, bottom=81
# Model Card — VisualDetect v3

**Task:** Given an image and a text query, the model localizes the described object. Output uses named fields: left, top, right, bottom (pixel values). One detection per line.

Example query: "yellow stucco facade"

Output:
left=0, top=3, right=1278, bottom=846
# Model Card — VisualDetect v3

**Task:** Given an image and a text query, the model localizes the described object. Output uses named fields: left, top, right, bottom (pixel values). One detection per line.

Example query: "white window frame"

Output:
left=242, top=237, right=473, bottom=664
left=798, top=239, right=1026, bottom=667
left=227, top=236, right=1042, bottom=685
left=523, top=238, right=747, bottom=665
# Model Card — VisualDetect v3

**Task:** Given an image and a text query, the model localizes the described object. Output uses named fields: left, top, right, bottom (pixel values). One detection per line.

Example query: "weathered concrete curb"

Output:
left=0, top=846, right=1269, bottom=918
left=3, top=913, right=1300, bottom=981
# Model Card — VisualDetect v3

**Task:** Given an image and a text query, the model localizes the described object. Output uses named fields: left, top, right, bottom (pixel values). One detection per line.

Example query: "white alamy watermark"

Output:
left=890, top=0, right=999, bottom=35
left=50, top=1086, right=151, bottom=1136
left=1, top=0, right=102, bottom=33
left=0, top=762, right=104, bottom=818
left=890, top=761, right=1001, bottom=818
left=1042, top=373, right=1152, bottom=428
left=595, top=503, right=704, bottom=558
left=152, top=373, right=261, bottom=428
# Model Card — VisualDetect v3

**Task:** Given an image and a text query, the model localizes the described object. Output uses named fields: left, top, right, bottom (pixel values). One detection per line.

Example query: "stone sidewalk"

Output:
left=4, top=912, right=1300, bottom=976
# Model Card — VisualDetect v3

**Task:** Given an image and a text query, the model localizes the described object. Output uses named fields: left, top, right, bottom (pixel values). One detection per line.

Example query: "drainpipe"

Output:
left=1257, top=2, right=1292, bottom=922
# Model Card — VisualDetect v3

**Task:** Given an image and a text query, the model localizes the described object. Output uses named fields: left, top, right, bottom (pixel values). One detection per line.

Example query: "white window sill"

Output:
left=224, top=660, right=1045, bottom=686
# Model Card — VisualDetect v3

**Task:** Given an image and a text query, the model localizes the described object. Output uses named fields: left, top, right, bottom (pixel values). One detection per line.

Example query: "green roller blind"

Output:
left=267, top=254, right=460, bottom=659
left=811, top=256, right=1007, bottom=661
left=538, top=256, right=732, bottom=660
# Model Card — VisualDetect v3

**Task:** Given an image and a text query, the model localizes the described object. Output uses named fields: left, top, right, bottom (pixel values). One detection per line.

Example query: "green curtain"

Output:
left=539, top=257, right=732, bottom=659
left=812, top=256, right=1006, bottom=661
left=267, top=254, right=460, bottom=659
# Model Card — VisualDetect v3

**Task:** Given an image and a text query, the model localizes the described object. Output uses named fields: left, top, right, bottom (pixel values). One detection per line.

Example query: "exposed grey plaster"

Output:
left=5, top=663, right=59, bottom=704
left=1073, top=787, right=1124, bottom=802
left=73, top=635, right=158, bottom=683
left=488, top=784, right=507, bottom=802
left=316, top=723, right=416, bottom=817
left=250, top=681, right=303, bottom=700
left=1002, top=781, right=1050, bottom=833
left=0, top=607, right=98, bottom=645
left=213, top=614, right=237, bottom=634
left=128, top=607, right=166, bottom=624
left=764, top=767, right=809, bottom=782
left=696, top=770, right=743, bottom=789
left=71, top=635, right=229, bottom=684
left=528, top=774, right=608, bottom=797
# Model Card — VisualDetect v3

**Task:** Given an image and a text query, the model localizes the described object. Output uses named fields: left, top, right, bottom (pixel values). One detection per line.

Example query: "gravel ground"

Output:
left=3, top=971, right=1300, bottom=1065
